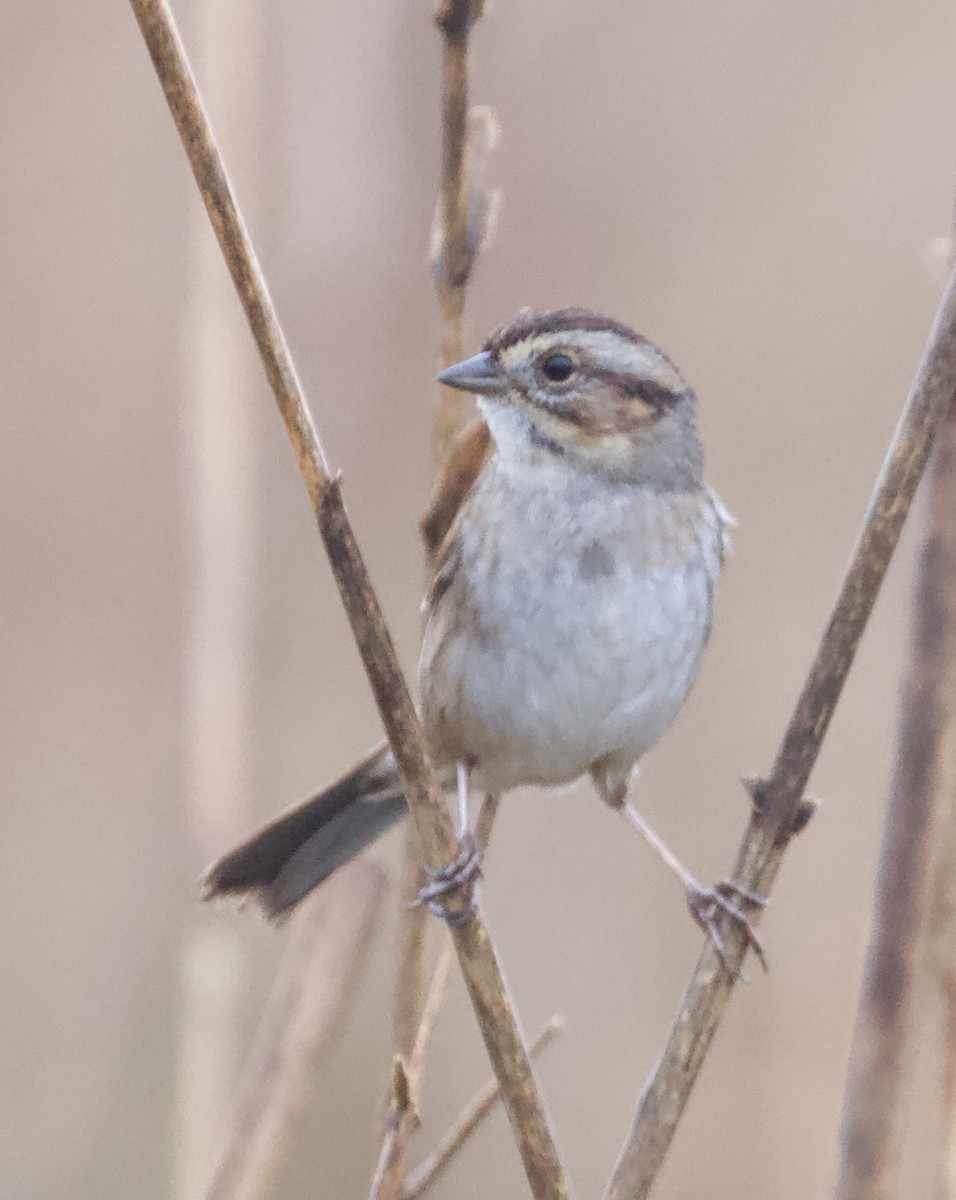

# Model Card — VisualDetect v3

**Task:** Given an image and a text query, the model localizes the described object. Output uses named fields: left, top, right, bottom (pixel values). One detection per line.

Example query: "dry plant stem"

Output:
left=378, top=796, right=502, bottom=1197
left=372, top=943, right=457, bottom=1200
left=432, top=0, right=483, bottom=465
left=836, top=395, right=956, bottom=1199
left=393, top=835, right=429, bottom=1061
left=937, top=820, right=956, bottom=1200
left=923, top=410, right=956, bottom=1200
left=935, top=710, right=956, bottom=1198
left=127, top=5, right=569, bottom=1197
left=389, top=0, right=488, bottom=1175
left=833, top=397, right=956, bottom=1200
left=605, top=267, right=956, bottom=1200
left=173, top=6, right=260, bottom=1194
left=404, top=1016, right=564, bottom=1200
left=208, top=864, right=385, bottom=1200
left=393, top=0, right=484, bottom=1084
left=475, top=791, right=501, bottom=850
left=409, top=941, right=457, bottom=1085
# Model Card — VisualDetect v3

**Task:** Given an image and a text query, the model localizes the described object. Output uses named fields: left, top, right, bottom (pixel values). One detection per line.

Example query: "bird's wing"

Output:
left=419, top=416, right=492, bottom=564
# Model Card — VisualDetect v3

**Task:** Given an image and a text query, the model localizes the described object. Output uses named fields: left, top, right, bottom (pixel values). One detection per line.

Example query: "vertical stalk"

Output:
left=834, top=395, right=956, bottom=1200
left=924, top=397, right=956, bottom=1200
left=390, top=0, right=486, bottom=1127
left=431, top=0, right=480, bottom=467
left=173, top=3, right=261, bottom=1195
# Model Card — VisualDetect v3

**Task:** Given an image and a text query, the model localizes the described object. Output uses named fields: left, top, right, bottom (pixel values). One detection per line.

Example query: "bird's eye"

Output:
left=541, top=353, right=574, bottom=383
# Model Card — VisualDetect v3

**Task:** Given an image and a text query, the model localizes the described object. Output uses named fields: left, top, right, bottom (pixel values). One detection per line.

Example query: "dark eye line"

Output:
left=623, top=377, right=681, bottom=410
left=588, top=367, right=680, bottom=411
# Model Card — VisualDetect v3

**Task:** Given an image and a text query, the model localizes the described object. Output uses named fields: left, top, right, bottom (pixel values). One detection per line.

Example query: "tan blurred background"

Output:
left=4, top=2, right=956, bottom=1197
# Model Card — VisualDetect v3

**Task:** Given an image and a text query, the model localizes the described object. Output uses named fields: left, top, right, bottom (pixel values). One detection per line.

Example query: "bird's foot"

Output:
left=409, top=834, right=483, bottom=927
left=686, top=877, right=768, bottom=977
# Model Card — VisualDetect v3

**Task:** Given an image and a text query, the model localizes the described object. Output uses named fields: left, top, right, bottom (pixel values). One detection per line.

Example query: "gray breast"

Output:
left=419, top=458, right=723, bottom=794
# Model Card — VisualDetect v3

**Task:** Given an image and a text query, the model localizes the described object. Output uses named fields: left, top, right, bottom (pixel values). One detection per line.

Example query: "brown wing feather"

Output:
left=419, top=417, right=492, bottom=563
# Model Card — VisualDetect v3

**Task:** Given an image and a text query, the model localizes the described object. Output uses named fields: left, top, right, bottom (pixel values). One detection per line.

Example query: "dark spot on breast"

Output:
left=579, top=539, right=615, bottom=582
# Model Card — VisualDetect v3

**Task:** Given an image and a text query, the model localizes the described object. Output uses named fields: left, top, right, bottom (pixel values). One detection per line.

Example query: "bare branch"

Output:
left=388, top=5, right=499, bottom=1186
left=392, top=834, right=429, bottom=1066
left=404, top=1016, right=565, bottom=1200
left=372, top=942, right=456, bottom=1200
left=430, top=2, right=499, bottom=467
left=207, top=863, right=385, bottom=1200
left=379, top=793, right=503, bottom=1195
left=604, top=265, right=956, bottom=1200
left=127, top=4, right=568, bottom=1196
left=410, top=942, right=457, bottom=1086
left=393, top=0, right=496, bottom=1091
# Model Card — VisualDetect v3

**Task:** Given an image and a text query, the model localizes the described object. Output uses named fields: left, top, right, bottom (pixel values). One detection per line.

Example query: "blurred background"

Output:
left=4, top=2, right=956, bottom=1197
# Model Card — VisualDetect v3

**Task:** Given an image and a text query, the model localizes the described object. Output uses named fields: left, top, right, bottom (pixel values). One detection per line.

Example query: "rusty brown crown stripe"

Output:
left=486, top=306, right=651, bottom=354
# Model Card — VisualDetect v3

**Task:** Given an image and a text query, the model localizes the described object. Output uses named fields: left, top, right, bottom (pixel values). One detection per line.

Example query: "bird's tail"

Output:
left=201, top=741, right=406, bottom=918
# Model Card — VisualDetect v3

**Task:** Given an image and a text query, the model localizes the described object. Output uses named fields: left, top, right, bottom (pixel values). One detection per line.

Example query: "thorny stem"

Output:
left=604, top=264, right=956, bottom=1200
left=127, top=3, right=568, bottom=1197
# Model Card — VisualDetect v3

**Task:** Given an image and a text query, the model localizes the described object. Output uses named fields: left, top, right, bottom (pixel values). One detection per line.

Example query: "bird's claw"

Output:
left=408, top=834, right=483, bottom=927
left=686, top=876, right=768, bottom=977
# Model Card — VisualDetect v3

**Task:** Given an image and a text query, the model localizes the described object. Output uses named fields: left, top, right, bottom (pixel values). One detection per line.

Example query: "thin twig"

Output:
left=410, top=942, right=457, bottom=1086
left=431, top=0, right=483, bottom=466
left=378, top=797, right=502, bottom=1198
left=404, top=1016, right=565, bottom=1200
left=372, top=942, right=456, bottom=1200
left=127, top=5, right=569, bottom=1197
left=388, top=2, right=498, bottom=1182
left=392, top=0, right=492, bottom=1100
left=207, top=863, right=386, bottom=1200
left=475, top=792, right=501, bottom=851
left=392, top=831, right=428, bottom=1066
left=604, top=266, right=956, bottom=1200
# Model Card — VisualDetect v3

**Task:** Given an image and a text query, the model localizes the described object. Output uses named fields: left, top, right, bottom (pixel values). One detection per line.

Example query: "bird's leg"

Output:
left=411, top=760, right=483, bottom=926
left=607, top=784, right=768, bottom=974
left=454, top=760, right=472, bottom=844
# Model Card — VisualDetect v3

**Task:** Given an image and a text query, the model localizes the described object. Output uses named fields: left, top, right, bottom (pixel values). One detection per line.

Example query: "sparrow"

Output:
left=203, top=307, right=765, bottom=968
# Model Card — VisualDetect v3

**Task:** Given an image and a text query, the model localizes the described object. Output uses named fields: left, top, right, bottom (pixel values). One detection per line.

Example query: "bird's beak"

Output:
left=436, top=350, right=508, bottom=396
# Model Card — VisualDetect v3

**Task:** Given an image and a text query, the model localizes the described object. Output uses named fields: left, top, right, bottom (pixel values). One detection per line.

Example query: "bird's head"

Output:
left=437, top=307, right=703, bottom=488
